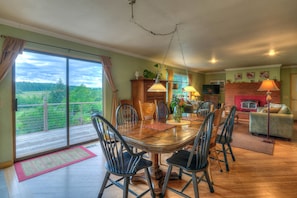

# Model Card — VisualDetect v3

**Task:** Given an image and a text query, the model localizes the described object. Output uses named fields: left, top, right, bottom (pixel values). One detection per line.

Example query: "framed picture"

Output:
left=246, top=72, right=255, bottom=79
left=260, top=71, right=269, bottom=78
left=234, top=73, right=242, bottom=80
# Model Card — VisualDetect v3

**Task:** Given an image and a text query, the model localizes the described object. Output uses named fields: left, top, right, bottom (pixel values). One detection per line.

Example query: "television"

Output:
left=202, top=84, right=220, bottom=94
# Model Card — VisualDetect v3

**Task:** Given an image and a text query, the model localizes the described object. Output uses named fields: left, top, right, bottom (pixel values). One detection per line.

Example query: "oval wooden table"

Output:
left=117, top=119, right=202, bottom=194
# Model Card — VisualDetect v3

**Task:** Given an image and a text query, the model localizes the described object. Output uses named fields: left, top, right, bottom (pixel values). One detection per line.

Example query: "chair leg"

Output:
left=222, top=144, right=229, bottom=171
left=98, top=172, right=110, bottom=198
left=204, top=170, right=215, bottom=193
left=161, top=165, right=173, bottom=197
left=191, top=172, right=199, bottom=198
left=178, top=168, right=183, bottom=179
left=210, top=147, right=223, bottom=172
left=227, top=143, right=236, bottom=161
left=207, top=158, right=213, bottom=184
left=144, top=168, right=155, bottom=198
left=123, top=177, right=130, bottom=198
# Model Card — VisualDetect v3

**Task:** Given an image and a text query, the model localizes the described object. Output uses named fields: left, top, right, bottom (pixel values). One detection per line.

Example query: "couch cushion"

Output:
left=271, top=107, right=281, bottom=113
left=278, top=104, right=291, bottom=114
left=261, top=107, right=281, bottom=113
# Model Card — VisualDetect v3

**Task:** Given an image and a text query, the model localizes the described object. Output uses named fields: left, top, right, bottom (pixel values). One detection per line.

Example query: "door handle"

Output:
left=15, top=98, right=18, bottom=111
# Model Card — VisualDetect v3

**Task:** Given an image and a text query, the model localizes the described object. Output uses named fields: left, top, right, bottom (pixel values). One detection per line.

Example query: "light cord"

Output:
left=129, top=0, right=177, bottom=36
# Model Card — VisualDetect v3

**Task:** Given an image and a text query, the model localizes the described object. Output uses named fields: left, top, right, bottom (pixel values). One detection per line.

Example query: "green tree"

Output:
left=48, top=79, right=66, bottom=103
left=70, top=84, right=90, bottom=102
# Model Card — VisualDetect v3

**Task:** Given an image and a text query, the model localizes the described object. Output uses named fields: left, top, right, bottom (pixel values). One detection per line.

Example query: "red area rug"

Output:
left=15, top=146, right=96, bottom=181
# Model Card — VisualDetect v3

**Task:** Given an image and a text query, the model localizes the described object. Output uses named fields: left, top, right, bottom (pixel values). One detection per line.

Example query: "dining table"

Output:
left=116, top=114, right=204, bottom=194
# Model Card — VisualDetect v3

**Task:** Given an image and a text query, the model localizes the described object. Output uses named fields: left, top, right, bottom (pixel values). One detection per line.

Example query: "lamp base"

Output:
left=262, top=138, right=274, bottom=144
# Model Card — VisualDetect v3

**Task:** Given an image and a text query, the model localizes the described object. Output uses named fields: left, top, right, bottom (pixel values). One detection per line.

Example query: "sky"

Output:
left=15, top=51, right=103, bottom=88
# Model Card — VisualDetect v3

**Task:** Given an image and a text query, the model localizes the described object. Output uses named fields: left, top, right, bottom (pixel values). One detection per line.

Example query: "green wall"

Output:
left=0, top=69, right=13, bottom=166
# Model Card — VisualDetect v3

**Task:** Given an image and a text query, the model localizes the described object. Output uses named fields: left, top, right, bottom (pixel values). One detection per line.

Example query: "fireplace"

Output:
left=234, top=95, right=266, bottom=112
left=225, top=82, right=281, bottom=112
left=240, top=100, right=258, bottom=111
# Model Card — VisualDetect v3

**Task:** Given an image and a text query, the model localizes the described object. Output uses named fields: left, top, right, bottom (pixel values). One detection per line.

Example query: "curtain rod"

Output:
left=0, top=34, right=110, bottom=59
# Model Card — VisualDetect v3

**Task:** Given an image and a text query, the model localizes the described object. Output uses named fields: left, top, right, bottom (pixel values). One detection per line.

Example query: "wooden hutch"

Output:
left=131, top=78, right=167, bottom=116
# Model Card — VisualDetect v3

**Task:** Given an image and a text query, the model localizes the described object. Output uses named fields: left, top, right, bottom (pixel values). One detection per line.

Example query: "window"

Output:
left=172, top=73, right=188, bottom=99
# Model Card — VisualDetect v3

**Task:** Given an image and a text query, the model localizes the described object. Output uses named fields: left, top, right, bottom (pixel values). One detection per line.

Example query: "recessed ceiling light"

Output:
left=209, top=58, right=217, bottom=64
left=268, top=49, right=276, bottom=56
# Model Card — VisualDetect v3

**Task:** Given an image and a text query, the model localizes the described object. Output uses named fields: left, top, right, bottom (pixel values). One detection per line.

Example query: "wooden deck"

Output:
left=16, top=124, right=98, bottom=159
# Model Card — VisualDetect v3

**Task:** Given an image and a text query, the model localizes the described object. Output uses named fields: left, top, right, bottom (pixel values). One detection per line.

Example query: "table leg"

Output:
left=148, top=153, right=163, bottom=195
left=131, top=153, right=163, bottom=195
left=132, top=152, right=181, bottom=195
left=150, top=153, right=163, bottom=179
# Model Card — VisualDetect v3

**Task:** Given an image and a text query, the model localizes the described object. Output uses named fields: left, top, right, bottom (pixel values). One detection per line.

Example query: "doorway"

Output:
left=14, top=50, right=102, bottom=159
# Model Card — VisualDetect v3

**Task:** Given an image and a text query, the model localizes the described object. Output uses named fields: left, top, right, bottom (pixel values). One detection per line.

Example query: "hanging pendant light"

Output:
left=184, top=85, right=197, bottom=92
left=147, top=26, right=177, bottom=92
left=147, top=73, right=167, bottom=92
left=176, top=26, right=197, bottom=93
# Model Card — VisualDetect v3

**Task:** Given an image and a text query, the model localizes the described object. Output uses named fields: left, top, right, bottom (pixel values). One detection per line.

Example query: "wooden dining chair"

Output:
left=115, top=104, right=138, bottom=128
left=208, top=108, right=224, bottom=183
left=120, top=99, right=133, bottom=106
left=91, top=113, right=155, bottom=198
left=161, top=112, right=215, bottom=198
left=138, top=100, right=156, bottom=121
left=155, top=100, right=169, bottom=123
left=154, top=100, right=170, bottom=165
left=196, top=101, right=214, bottom=118
left=216, top=106, right=237, bottom=172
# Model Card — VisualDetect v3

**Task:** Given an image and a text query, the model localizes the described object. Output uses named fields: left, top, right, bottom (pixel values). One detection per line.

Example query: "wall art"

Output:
left=234, top=73, right=242, bottom=80
left=260, top=71, right=269, bottom=78
left=246, top=72, right=255, bottom=79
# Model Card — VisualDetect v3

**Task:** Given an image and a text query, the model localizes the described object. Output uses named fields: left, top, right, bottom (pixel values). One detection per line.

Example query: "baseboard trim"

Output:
left=0, top=160, right=13, bottom=169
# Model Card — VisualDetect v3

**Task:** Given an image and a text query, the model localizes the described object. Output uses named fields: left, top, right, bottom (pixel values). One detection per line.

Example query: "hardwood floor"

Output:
left=2, top=121, right=297, bottom=198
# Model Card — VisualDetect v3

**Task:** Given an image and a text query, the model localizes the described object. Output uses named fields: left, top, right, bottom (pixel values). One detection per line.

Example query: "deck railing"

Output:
left=16, top=100, right=101, bottom=135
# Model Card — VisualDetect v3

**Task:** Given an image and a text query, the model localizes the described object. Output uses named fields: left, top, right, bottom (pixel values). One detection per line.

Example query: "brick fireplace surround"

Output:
left=224, top=81, right=281, bottom=120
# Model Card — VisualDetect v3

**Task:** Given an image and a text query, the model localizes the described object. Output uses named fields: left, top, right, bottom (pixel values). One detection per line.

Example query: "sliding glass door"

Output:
left=68, top=59, right=102, bottom=145
left=14, top=50, right=102, bottom=159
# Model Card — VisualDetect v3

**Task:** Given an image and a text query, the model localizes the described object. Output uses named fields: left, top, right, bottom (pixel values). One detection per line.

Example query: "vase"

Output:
left=173, top=106, right=183, bottom=123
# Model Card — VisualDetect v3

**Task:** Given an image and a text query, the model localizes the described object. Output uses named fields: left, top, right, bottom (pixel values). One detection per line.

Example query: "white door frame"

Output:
left=290, top=73, right=297, bottom=120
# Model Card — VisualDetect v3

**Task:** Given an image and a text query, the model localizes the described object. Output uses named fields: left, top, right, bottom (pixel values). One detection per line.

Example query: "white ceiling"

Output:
left=1, top=0, right=297, bottom=72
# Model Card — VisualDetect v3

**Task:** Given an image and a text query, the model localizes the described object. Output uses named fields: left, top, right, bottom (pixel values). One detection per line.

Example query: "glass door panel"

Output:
left=15, top=51, right=67, bottom=159
left=68, top=59, right=102, bottom=145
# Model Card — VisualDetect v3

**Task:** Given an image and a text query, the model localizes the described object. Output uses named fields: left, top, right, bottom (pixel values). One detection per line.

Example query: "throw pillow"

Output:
left=270, top=103, right=282, bottom=108
left=261, top=107, right=281, bottom=113
left=278, top=105, right=291, bottom=114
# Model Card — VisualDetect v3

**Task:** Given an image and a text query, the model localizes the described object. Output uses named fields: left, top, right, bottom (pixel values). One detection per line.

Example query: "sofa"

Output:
left=249, top=103, right=294, bottom=140
left=182, top=100, right=201, bottom=113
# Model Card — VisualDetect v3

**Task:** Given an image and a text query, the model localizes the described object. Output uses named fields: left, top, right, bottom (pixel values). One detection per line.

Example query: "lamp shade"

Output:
left=194, top=91, right=200, bottom=97
left=147, top=82, right=167, bottom=92
left=257, top=79, right=280, bottom=91
left=183, top=85, right=197, bottom=92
